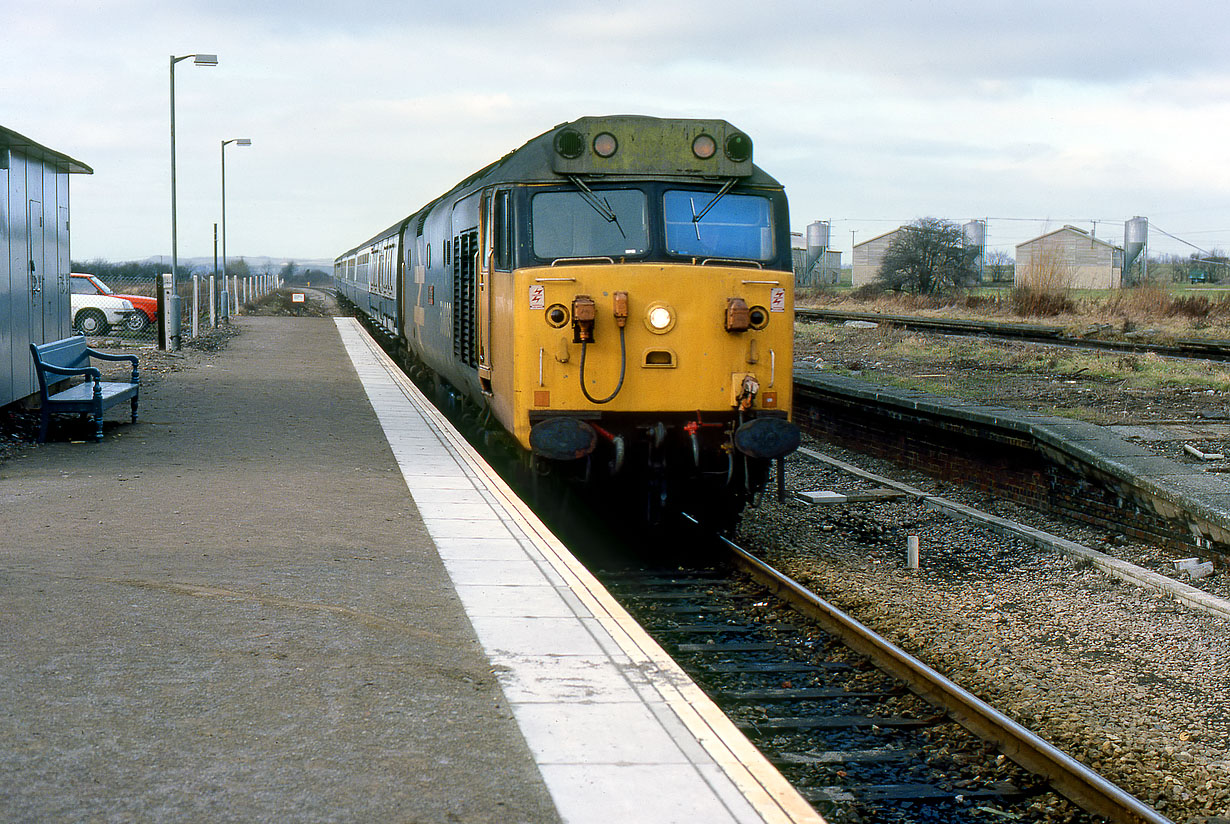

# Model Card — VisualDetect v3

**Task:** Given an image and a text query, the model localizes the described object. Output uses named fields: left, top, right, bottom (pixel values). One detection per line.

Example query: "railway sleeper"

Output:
left=719, top=687, right=904, bottom=702
left=773, top=747, right=917, bottom=766
left=737, top=713, right=946, bottom=732
left=653, top=623, right=758, bottom=634
left=675, top=642, right=778, bottom=653
left=804, top=780, right=1026, bottom=803
left=703, top=661, right=851, bottom=673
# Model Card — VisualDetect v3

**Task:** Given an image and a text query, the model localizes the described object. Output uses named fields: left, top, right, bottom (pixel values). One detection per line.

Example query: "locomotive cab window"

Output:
left=531, top=188, right=648, bottom=260
left=492, top=190, right=512, bottom=271
left=663, top=190, right=774, bottom=261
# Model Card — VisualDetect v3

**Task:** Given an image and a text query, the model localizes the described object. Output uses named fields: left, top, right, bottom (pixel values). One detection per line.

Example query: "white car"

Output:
left=71, top=292, right=139, bottom=336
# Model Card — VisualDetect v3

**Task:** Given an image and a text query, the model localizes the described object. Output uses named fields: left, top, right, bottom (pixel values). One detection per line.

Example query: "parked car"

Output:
left=70, top=291, right=138, bottom=336
left=70, top=273, right=158, bottom=333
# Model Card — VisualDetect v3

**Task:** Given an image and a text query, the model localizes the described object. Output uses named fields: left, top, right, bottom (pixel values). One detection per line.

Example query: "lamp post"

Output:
left=168, top=52, right=217, bottom=348
left=221, top=138, right=251, bottom=320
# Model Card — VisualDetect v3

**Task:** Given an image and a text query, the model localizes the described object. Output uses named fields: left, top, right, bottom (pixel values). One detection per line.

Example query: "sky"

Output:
left=4, top=0, right=1230, bottom=268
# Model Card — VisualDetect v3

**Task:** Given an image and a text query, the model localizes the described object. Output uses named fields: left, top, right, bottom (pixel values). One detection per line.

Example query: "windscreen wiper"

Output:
left=691, top=178, right=738, bottom=224
left=567, top=175, right=626, bottom=239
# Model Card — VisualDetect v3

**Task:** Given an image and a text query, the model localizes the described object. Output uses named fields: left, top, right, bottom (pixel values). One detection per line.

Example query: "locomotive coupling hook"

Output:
left=737, top=374, right=760, bottom=411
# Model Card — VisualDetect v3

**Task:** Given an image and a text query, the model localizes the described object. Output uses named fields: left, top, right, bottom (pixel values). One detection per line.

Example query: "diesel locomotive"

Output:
left=335, top=115, right=800, bottom=523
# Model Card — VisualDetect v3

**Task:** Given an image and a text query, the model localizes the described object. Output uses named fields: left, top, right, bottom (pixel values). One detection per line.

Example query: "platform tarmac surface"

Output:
left=0, top=317, right=562, bottom=823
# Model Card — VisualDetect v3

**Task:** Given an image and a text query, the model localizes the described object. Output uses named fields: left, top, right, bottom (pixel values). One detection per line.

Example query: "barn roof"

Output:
left=1016, top=224, right=1120, bottom=252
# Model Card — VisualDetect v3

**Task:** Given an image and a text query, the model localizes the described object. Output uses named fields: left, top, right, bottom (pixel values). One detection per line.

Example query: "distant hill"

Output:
left=132, top=256, right=335, bottom=274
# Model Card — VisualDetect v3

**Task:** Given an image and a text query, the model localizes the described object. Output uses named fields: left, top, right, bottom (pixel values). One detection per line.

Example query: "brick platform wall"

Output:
left=794, top=392, right=1203, bottom=554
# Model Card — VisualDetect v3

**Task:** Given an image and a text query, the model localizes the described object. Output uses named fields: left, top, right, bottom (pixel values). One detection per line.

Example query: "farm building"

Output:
left=1, top=125, right=92, bottom=408
left=791, top=231, right=841, bottom=286
left=851, top=228, right=903, bottom=287
left=1015, top=225, right=1123, bottom=290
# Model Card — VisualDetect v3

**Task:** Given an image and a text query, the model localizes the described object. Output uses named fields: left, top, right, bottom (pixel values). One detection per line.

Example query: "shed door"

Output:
left=27, top=199, right=44, bottom=341
left=57, top=206, right=70, bottom=339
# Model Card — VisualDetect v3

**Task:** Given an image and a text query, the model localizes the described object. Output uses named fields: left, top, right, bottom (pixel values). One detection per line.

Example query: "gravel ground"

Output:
left=737, top=438, right=1230, bottom=824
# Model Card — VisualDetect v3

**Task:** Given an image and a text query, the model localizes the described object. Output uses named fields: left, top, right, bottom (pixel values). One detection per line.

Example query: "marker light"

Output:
left=725, top=132, right=752, bottom=162
left=593, top=132, right=618, bottom=158
left=645, top=303, right=675, bottom=334
left=692, top=134, right=716, bottom=159
left=555, top=128, right=585, bottom=159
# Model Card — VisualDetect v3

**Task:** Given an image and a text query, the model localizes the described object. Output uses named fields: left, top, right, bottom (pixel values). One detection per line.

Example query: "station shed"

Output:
left=1, top=125, right=92, bottom=408
left=1015, top=225, right=1123, bottom=291
left=851, top=227, right=903, bottom=287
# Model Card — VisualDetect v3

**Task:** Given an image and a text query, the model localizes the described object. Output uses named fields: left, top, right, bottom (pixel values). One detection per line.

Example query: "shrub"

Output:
left=1010, top=286, right=1076, bottom=317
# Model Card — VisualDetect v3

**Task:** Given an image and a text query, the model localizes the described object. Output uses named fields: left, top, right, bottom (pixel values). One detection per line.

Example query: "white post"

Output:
left=209, top=276, right=216, bottom=327
left=907, top=535, right=920, bottom=569
left=191, top=275, right=199, bottom=338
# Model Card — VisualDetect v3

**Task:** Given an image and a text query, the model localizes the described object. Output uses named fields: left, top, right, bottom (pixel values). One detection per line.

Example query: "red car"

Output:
left=70, top=273, right=159, bottom=334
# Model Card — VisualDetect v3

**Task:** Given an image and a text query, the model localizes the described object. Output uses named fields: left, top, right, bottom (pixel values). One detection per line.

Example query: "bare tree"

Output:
left=875, top=218, right=981, bottom=294
left=986, top=249, right=1014, bottom=283
left=225, top=257, right=251, bottom=278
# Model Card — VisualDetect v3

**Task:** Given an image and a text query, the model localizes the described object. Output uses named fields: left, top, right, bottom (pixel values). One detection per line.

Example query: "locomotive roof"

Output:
left=339, top=115, right=784, bottom=259
left=463, top=115, right=783, bottom=188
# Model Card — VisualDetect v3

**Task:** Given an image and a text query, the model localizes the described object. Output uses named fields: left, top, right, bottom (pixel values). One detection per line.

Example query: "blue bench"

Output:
left=29, top=335, right=139, bottom=443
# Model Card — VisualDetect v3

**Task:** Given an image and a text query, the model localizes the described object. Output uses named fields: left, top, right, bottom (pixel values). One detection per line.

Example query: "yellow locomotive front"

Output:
left=475, top=116, right=799, bottom=522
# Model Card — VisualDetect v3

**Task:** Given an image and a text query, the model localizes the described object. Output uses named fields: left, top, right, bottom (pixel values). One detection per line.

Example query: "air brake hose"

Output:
left=579, top=325, right=627, bottom=404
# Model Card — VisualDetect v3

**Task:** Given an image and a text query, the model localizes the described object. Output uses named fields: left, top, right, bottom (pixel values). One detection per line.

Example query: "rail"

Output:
left=714, top=531, right=1174, bottom=824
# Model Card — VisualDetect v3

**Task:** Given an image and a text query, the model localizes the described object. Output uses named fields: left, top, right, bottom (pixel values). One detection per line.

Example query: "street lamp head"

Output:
left=193, top=54, right=219, bottom=66
left=235, top=138, right=252, bottom=146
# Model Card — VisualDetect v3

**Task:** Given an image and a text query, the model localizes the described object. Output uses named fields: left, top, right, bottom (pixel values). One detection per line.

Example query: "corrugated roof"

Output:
left=1, top=124, right=93, bottom=174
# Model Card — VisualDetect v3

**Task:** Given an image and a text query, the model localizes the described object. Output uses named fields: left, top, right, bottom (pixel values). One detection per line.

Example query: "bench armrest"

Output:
left=84, top=348, right=139, bottom=368
left=38, top=362, right=101, bottom=381
left=83, top=348, right=140, bottom=383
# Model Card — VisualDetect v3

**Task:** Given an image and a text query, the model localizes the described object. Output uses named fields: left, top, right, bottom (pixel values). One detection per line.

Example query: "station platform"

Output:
left=0, top=316, right=822, bottom=824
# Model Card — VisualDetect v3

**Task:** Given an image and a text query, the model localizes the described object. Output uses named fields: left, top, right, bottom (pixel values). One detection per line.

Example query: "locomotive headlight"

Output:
left=645, top=302, right=675, bottom=334
left=593, top=132, right=618, bottom=158
left=692, top=134, right=716, bottom=159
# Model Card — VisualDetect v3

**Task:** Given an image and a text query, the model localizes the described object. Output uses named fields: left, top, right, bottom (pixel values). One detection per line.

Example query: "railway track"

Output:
left=601, top=525, right=1172, bottom=824
left=796, top=307, right=1230, bottom=361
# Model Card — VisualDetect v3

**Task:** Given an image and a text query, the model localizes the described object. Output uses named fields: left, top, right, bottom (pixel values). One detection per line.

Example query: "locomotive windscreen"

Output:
left=531, top=189, right=649, bottom=260
left=663, top=190, right=774, bottom=261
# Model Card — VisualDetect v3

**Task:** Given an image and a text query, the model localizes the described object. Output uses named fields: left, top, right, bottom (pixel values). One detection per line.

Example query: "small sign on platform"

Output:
left=291, top=293, right=305, bottom=303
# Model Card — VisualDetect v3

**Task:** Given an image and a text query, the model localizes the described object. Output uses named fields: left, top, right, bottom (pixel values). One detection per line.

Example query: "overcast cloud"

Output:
left=3, top=0, right=1228, bottom=264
